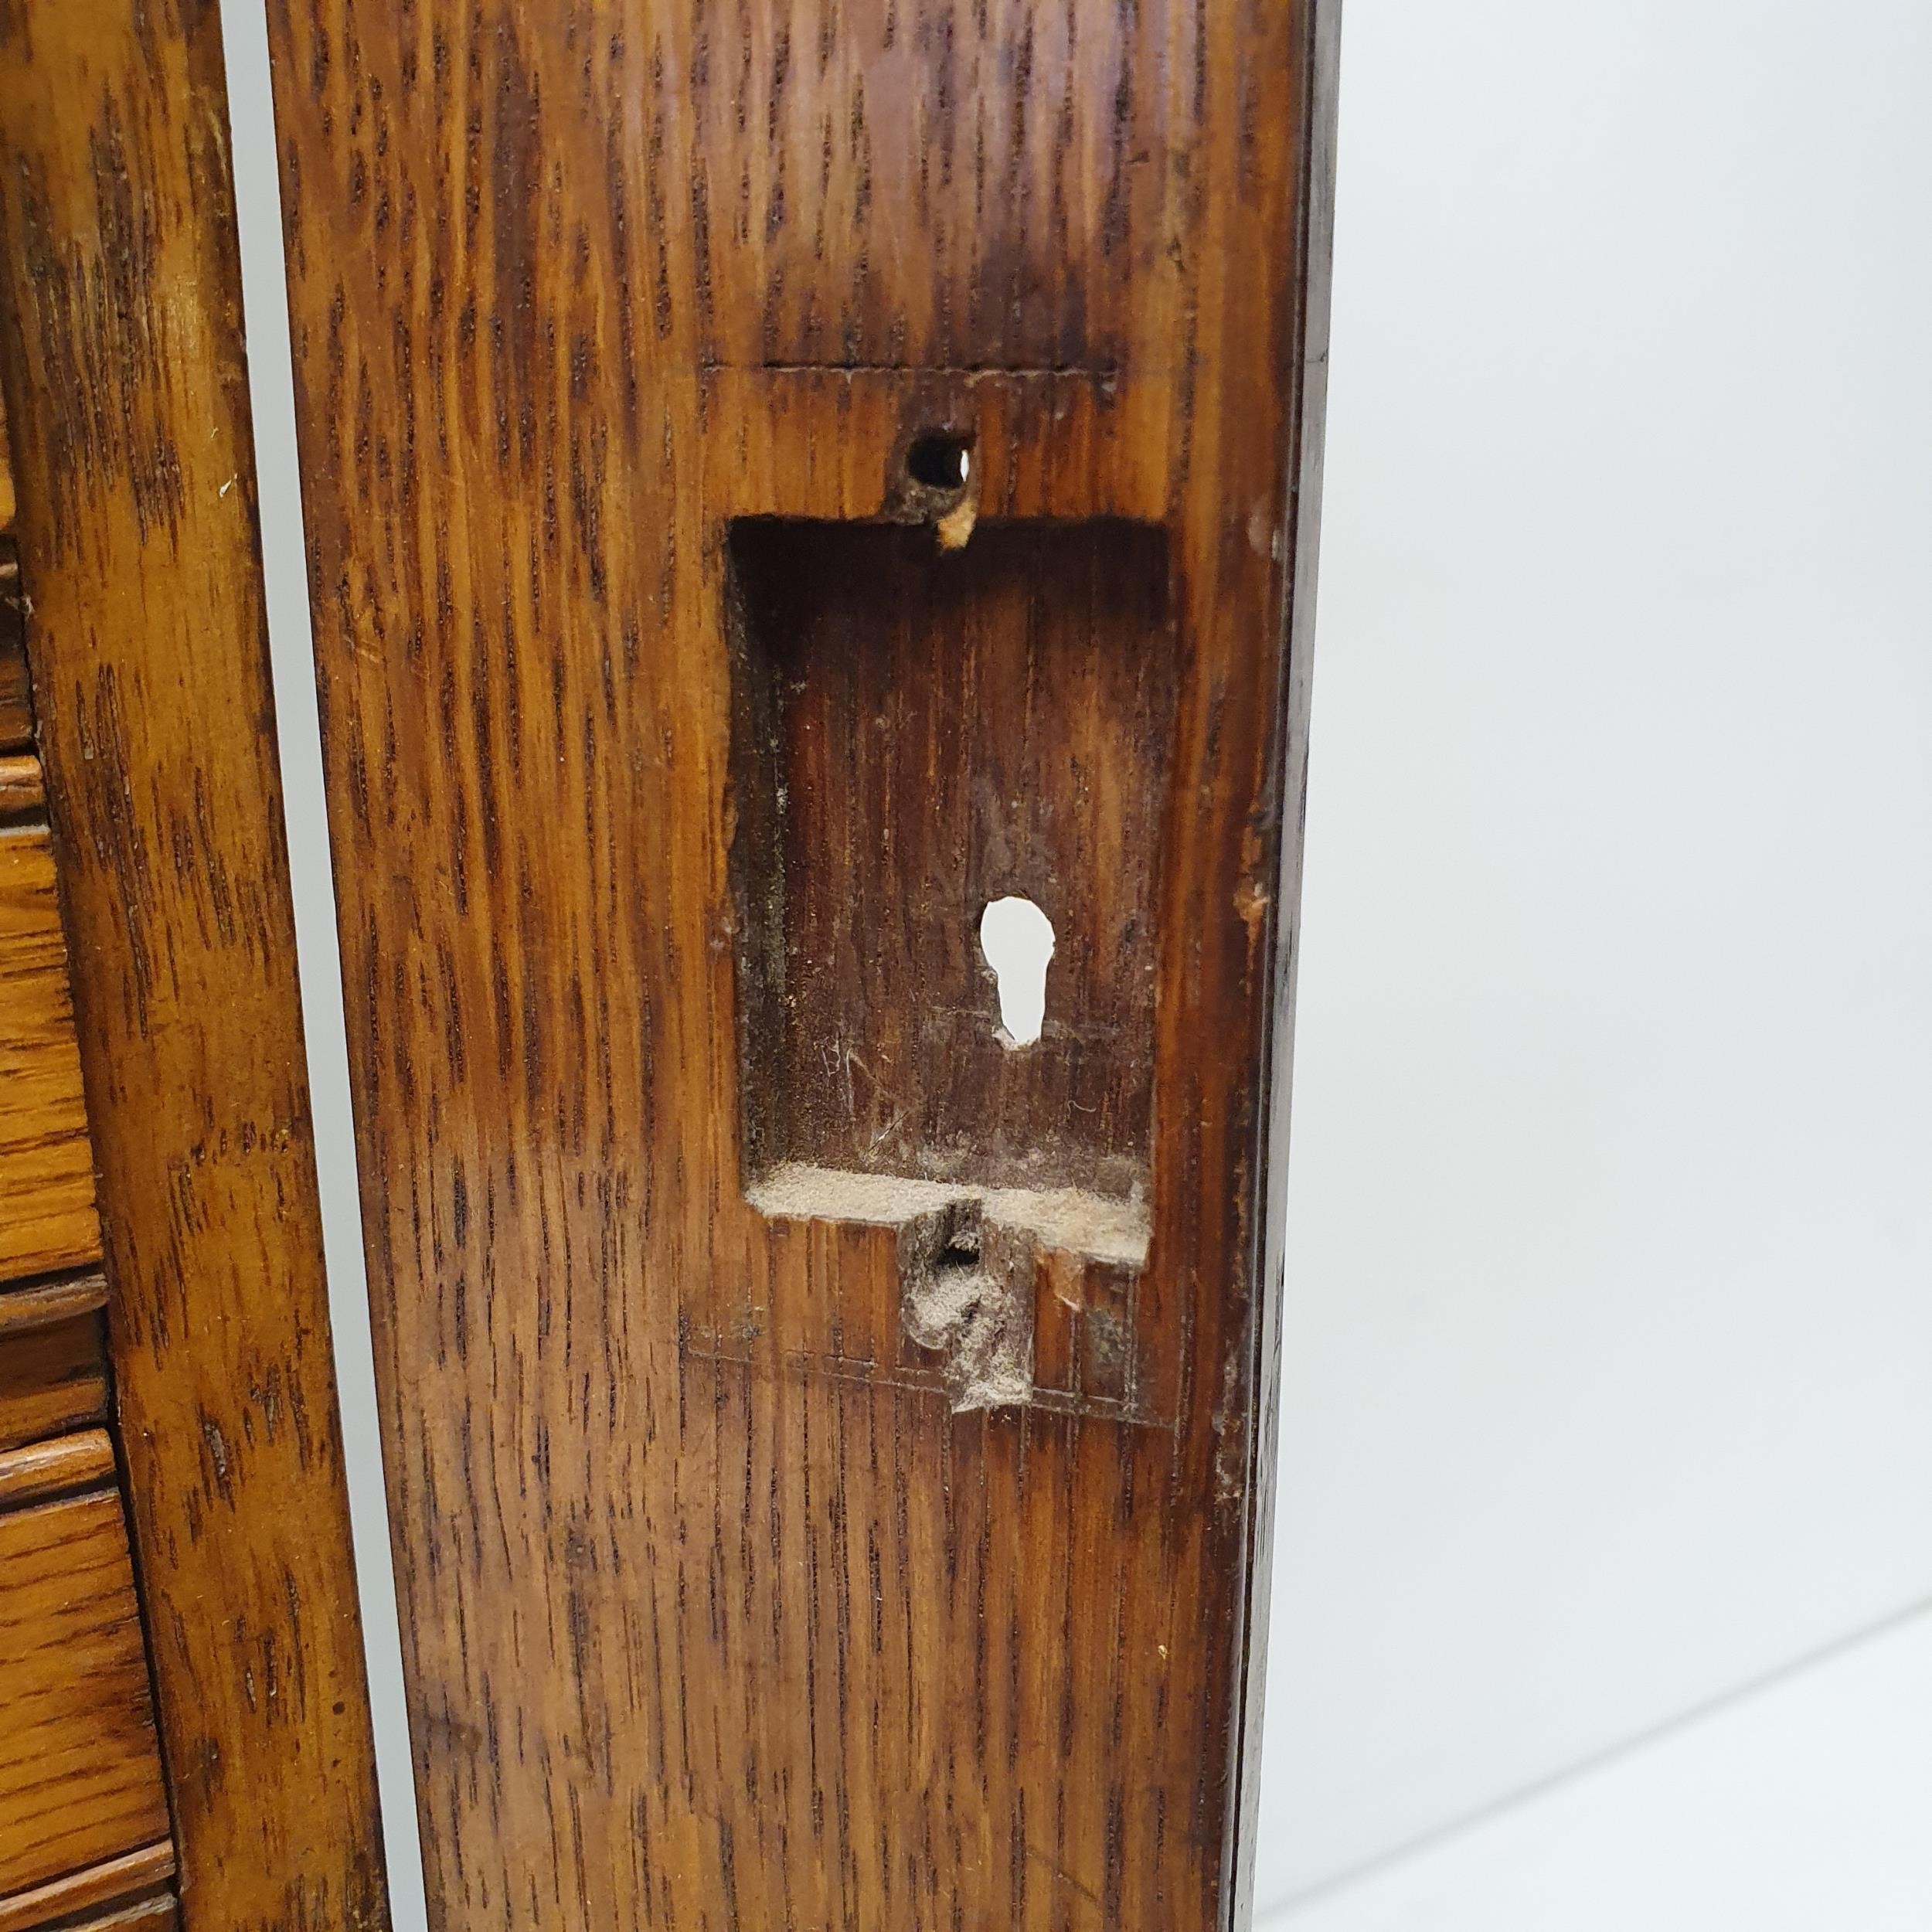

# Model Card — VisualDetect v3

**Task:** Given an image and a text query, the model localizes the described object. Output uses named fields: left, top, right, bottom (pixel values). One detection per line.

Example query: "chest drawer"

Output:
left=0, top=825, right=101, bottom=1284
left=0, top=1436, right=172, bottom=1906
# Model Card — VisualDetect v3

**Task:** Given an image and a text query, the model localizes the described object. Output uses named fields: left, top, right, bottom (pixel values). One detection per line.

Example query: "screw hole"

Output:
left=934, top=1230, right=980, bottom=1270
left=906, top=432, right=972, bottom=492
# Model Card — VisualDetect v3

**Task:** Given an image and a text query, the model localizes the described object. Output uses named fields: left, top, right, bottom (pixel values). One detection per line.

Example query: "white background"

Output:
left=1254, top=0, right=1932, bottom=1913
left=219, top=0, right=1932, bottom=1923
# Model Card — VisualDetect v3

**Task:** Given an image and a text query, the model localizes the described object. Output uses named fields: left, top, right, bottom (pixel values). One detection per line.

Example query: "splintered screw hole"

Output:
left=981, top=895, right=1055, bottom=1047
left=935, top=1229, right=980, bottom=1270
left=906, top=431, right=972, bottom=492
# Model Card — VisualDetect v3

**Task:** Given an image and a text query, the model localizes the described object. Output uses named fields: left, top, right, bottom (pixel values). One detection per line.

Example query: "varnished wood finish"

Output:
left=0, top=1302, right=106, bottom=1452
left=0, top=552, right=32, bottom=751
left=0, top=1484, right=171, bottom=1900
left=0, top=1842, right=174, bottom=1932
left=0, top=1269, right=107, bottom=1339
left=0, top=1424, right=116, bottom=1509
left=271, top=3, right=1337, bottom=1927
left=56, top=1897, right=179, bottom=1932
left=0, top=8, right=388, bottom=1930
left=0, top=824, right=101, bottom=1281
left=0, top=752, right=39, bottom=816
left=0, top=380, right=12, bottom=530
left=0, top=1274, right=111, bottom=1455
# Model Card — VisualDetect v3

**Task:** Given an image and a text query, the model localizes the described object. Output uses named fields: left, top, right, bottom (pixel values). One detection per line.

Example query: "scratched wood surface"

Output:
left=0, top=7, right=388, bottom=1930
left=270, top=4, right=1338, bottom=1928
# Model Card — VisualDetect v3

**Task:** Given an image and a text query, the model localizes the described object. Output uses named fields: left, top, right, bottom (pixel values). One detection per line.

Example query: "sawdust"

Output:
left=747, top=1163, right=964, bottom=1226
left=747, top=1162, right=1148, bottom=1413
left=747, top=1163, right=1150, bottom=1267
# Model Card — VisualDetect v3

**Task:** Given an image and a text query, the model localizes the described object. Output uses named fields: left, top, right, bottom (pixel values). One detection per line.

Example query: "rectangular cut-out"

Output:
left=728, top=519, right=1175, bottom=1202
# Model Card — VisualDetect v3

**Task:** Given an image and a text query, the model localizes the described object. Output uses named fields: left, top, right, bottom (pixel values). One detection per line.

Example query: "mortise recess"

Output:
left=726, top=517, right=1177, bottom=1203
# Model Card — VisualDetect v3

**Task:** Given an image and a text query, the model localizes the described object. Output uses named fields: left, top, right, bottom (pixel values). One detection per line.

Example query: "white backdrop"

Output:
left=1254, top=0, right=1932, bottom=1911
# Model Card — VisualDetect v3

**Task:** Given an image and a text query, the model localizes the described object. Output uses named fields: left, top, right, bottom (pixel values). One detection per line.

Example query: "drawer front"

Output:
left=0, top=1844, right=177, bottom=1932
left=0, top=825, right=101, bottom=1282
left=2, top=322, right=179, bottom=1932
left=0, top=1447, right=172, bottom=1901
left=0, top=1278, right=108, bottom=1454
left=0, top=621, right=26, bottom=753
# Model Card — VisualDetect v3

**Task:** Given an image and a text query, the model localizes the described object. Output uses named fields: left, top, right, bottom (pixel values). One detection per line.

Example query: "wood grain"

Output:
left=0, top=7, right=388, bottom=1930
left=0, top=376, right=13, bottom=531
left=0, top=1269, right=114, bottom=1512
left=0, top=752, right=43, bottom=817
left=0, top=1424, right=116, bottom=1509
left=269, top=3, right=1338, bottom=1928
left=0, top=1304, right=106, bottom=1453
left=0, top=1485, right=171, bottom=1899
left=0, top=1269, right=107, bottom=1339
left=55, top=1896, right=179, bottom=1932
left=0, top=824, right=102, bottom=1281
left=0, top=550, right=31, bottom=752
left=729, top=516, right=1175, bottom=1196
left=0, top=1841, right=174, bottom=1932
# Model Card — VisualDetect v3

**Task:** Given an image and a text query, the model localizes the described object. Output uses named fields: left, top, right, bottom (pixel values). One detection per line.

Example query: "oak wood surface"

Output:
left=0, top=1485, right=172, bottom=1900
left=0, top=823, right=102, bottom=1281
left=0, top=7, right=388, bottom=1930
left=0, top=1841, right=175, bottom=1932
left=0, top=377, right=12, bottom=530
left=0, top=1269, right=107, bottom=1339
left=0, top=1274, right=111, bottom=1457
left=0, top=752, right=42, bottom=816
left=56, top=1896, right=180, bottom=1932
left=729, top=517, right=1175, bottom=1196
left=0, top=1423, right=116, bottom=1509
left=0, top=552, right=31, bottom=751
left=0, top=1304, right=106, bottom=1453
left=269, top=3, right=1337, bottom=1928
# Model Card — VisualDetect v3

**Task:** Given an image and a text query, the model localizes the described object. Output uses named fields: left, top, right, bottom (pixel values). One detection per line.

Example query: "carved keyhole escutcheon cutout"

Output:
left=980, top=896, right=1054, bottom=1047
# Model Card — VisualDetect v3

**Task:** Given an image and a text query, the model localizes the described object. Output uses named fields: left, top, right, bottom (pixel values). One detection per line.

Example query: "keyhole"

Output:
left=980, top=896, right=1054, bottom=1048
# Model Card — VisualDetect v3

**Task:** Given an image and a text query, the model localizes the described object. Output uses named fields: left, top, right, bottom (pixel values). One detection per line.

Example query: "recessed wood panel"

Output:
left=730, top=516, right=1175, bottom=1196
left=0, top=827, right=100, bottom=1282
left=0, top=1482, right=172, bottom=1898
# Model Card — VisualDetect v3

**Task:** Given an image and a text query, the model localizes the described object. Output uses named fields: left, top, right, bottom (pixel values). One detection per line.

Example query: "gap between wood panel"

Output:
left=216, top=5, right=429, bottom=1924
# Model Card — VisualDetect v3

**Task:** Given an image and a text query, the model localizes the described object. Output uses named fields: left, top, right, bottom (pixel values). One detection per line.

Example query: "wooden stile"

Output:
left=267, top=4, right=1341, bottom=1929
left=0, top=6, right=389, bottom=1930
